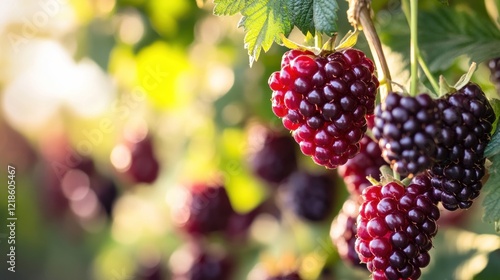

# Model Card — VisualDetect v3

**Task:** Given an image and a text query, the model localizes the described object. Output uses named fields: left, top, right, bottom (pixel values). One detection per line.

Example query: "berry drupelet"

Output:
left=373, top=93, right=441, bottom=177
left=269, top=48, right=379, bottom=168
left=355, top=174, right=440, bottom=280
left=429, top=83, right=496, bottom=210
left=338, top=135, right=386, bottom=196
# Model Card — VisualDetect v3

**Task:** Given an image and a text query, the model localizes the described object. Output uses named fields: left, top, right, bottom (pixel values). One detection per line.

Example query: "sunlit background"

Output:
left=0, top=0, right=499, bottom=279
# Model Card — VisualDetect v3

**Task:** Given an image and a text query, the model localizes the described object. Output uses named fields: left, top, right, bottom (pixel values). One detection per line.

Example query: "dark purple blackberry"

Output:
left=373, top=93, right=441, bottom=177
left=249, top=127, right=298, bottom=184
left=224, top=205, right=261, bottom=239
left=177, top=183, right=235, bottom=235
left=355, top=174, right=440, bottom=280
left=338, top=136, right=386, bottom=196
left=111, top=134, right=160, bottom=184
left=269, top=48, right=379, bottom=168
left=488, top=58, right=500, bottom=91
left=267, top=272, right=302, bottom=280
left=330, top=196, right=366, bottom=268
left=37, top=135, right=119, bottom=221
left=429, top=83, right=496, bottom=210
left=171, top=246, right=232, bottom=280
left=90, top=174, right=119, bottom=217
left=281, top=171, right=335, bottom=222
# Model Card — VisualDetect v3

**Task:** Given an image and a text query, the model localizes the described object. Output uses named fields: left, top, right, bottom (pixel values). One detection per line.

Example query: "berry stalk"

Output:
left=409, top=0, right=419, bottom=96
left=348, top=0, right=393, bottom=101
left=402, top=0, right=440, bottom=96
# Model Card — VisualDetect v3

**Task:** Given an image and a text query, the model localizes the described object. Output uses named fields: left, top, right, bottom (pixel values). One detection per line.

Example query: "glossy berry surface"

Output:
left=355, top=175, right=440, bottom=280
left=373, top=93, right=441, bottom=177
left=178, top=183, right=235, bottom=235
left=338, top=135, right=386, bottom=196
left=269, top=48, right=379, bottom=168
left=249, top=129, right=297, bottom=184
left=330, top=196, right=366, bottom=268
left=429, top=83, right=496, bottom=210
left=281, top=171, right=335, bottom=222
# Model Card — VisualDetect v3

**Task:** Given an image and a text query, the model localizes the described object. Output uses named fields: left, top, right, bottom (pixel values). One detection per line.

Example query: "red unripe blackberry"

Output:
left=429, top=83, right=496, bottom=210
left=373, top=93, right=441, bottom=177
left=330, top=196, right=366, bottom=268
left=176, top=183, right=235, bottom=235
left=281, top=171, right=336, bottom=222
left=338, top=135, right=386, bottom=196
left=355, top=174, right=440, bottom=280
left=269, top=48, right=379, bottom=168
left=248, top=127, right=298, bottom=184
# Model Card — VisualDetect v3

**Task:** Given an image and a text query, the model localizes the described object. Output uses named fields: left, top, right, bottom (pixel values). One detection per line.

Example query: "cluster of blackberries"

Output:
left=373, top=83, right=495, bottom=210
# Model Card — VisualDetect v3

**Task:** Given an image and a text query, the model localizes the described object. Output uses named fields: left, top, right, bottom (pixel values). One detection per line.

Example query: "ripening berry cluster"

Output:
left=266, top=49, right=497, bottom=280
left=269, top=48, right=379, bottom=168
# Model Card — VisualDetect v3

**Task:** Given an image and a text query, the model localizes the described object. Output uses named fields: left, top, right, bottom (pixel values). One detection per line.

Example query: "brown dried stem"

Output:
left=348, top=0, right=392, bottom=101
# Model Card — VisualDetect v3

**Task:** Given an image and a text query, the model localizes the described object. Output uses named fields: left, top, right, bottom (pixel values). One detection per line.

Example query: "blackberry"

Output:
left=487, top=58, right=500, bottom=91
left=338, top=136, right=386, bottom=196
left=225, top=205, right=261, bottom=239
left=330, top=196, right=366, bottom=268
left=281, top=171, right=335, bottom=222
left=248, top=127, right=298, bottom=184
left=355, top=174, right=440, bottom=280
left=429, top=83, right=496, bottom=210
left=90, top=174, right=119, bottom=217
left=269, top=48, right=379, bottom=168
left=373, top=93, right=441, bottom=177
left=170, top=245, right=232, bottom=280
left=111, top=134, right=160, bottom=184
left=177, top=183, right=235, bottom=235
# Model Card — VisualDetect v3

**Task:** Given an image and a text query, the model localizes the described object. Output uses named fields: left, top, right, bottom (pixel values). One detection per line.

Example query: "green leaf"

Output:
left=238, top=0, right=293, bottom=65
left=381, top=7, right=500, bottom=72
left=485, top=99, right=500, bottom=158
left=213, top=0, right=246, bottom=16
left=290, top=0, right=339, bottom=36
left=482, top=153, right=500, bottom=232
left=485, top=129, right=500, bottom=159
left=419, top=8, right=500, bottom=71
left=312, top=0, right=338, bottom=36
left=290, top=0, right=315, bottom=35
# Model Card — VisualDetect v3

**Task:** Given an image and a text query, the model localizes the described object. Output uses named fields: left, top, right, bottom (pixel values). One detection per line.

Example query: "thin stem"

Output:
left=418, top=56, right=440, bottom=96
left=409, top=0, right=419, bottom=96
left=358, top=5, right=393, bottom=101
left=402, top=0, right=439, bottom=96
